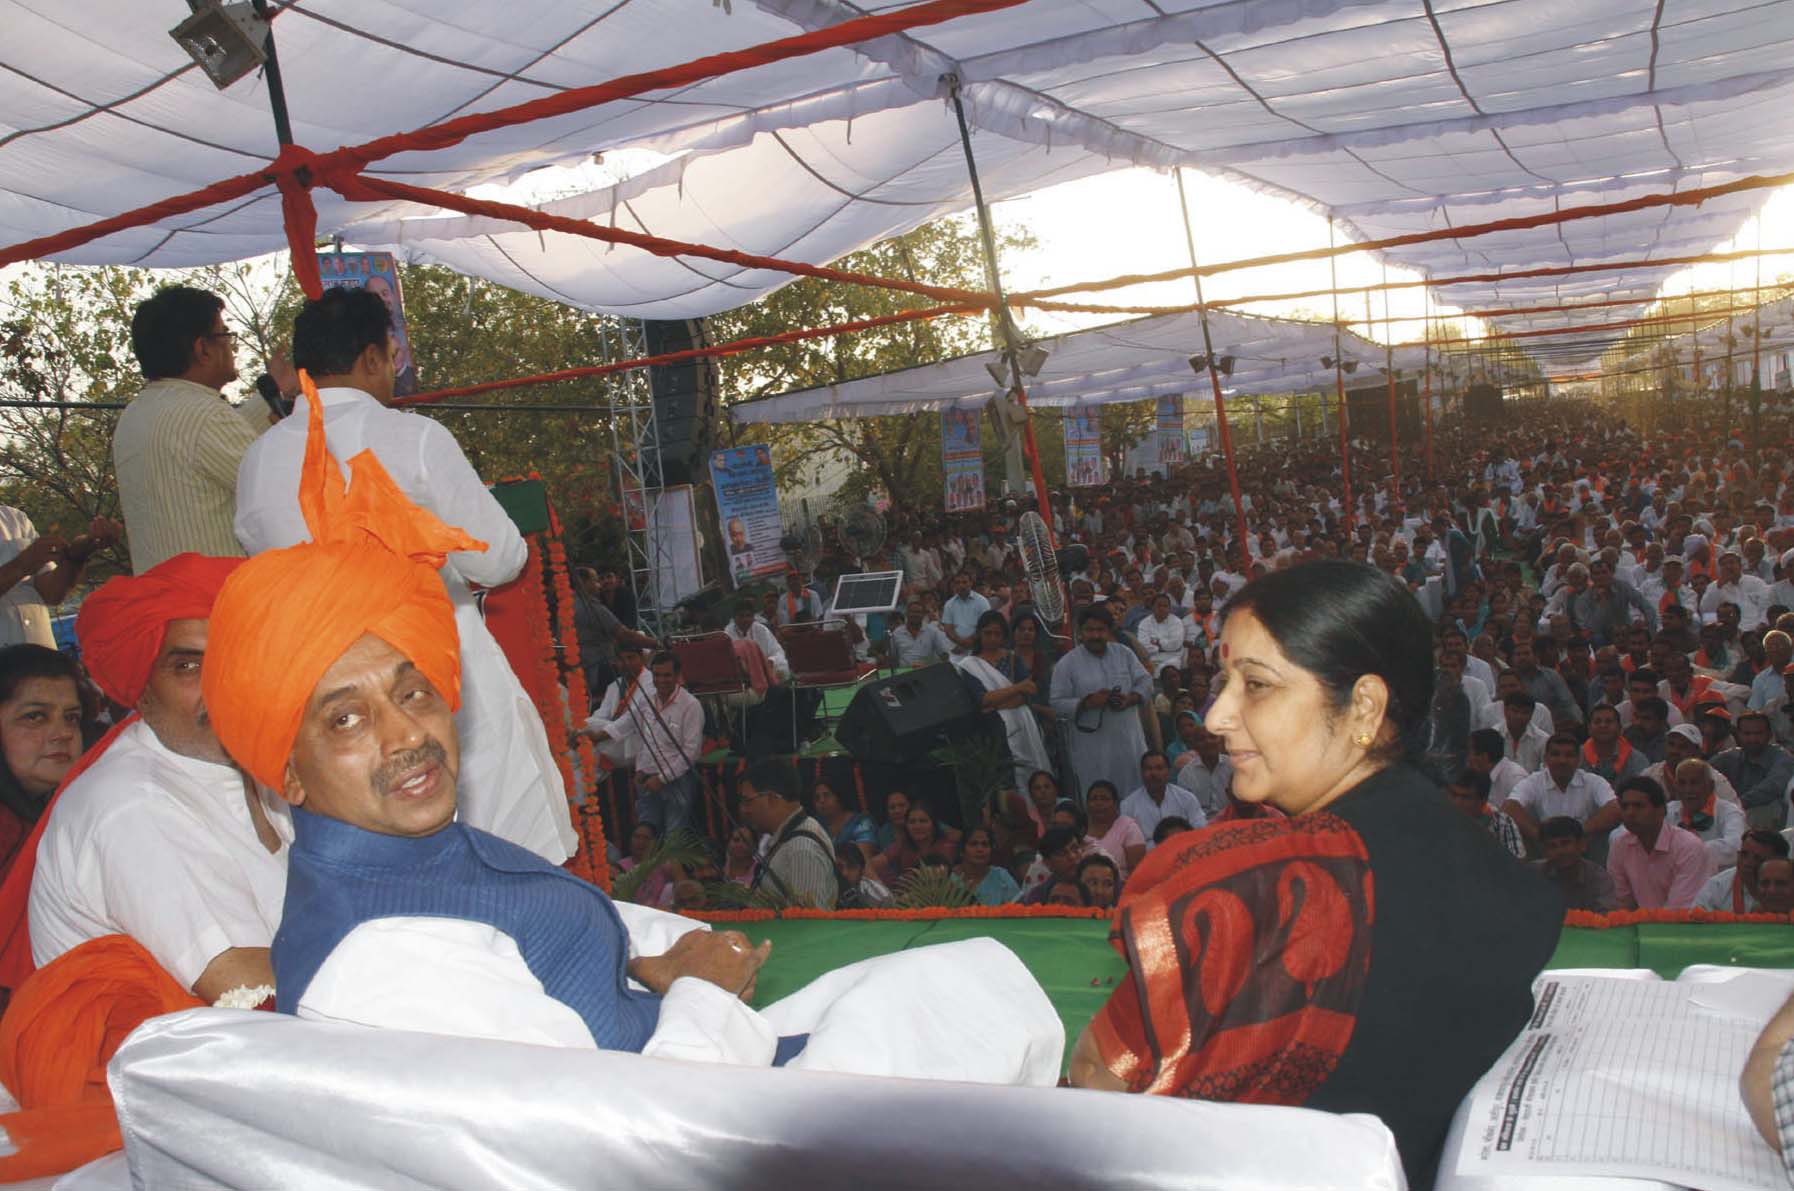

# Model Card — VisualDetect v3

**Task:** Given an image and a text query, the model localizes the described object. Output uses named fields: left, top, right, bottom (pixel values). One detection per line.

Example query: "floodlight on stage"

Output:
left=1216, top=354, right=1236, bottom=377
left=1017, top=343, right=1050, bottom=377
left=1188, top=354, right=1209, bottom=375
left=984, top=358, right=1008, bottom=389
left=170, top=0, right=269, bottom=89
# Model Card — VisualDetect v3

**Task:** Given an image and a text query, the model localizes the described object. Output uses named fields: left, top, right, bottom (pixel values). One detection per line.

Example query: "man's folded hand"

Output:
left=629, top=930, right=771, bottom=1000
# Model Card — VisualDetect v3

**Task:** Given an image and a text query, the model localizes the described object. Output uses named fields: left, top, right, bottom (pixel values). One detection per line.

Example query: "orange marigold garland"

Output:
left=1564, top=908, right=1794, bottom=929
left=690, top=905, right=1111, bottom=924
left=536, top=483, right=612, bottom=892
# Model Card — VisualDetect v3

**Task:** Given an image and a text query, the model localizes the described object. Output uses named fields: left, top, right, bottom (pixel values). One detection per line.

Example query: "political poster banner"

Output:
left=1155, top=394, right=1186, bottom=468
left=1063, top=404, right=1103, bottom=487
left=1187, top=423, right=1212, bottom=456
left=941, top=407, right=986, bottom=513
left=318, top=251, right=419, bottom=397
left=709, top=445, right=787, bottom=585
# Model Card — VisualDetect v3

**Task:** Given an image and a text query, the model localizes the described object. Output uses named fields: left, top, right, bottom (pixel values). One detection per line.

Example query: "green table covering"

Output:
left=736, top=919, right=1794, bottom=1071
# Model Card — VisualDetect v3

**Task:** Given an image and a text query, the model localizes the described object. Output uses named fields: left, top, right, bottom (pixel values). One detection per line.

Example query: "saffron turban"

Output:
left=202, top=372, right=484, bottom=791
left=74, top=553, right=243, bottom=707
left=0, top=934, right=201, bottom=1180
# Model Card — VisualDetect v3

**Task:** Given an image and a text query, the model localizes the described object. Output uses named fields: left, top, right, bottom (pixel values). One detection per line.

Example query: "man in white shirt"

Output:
left=1700, top=551, right=1771, bottom=629
left=1495, top=693, right=1552, bottom=772
left=234, top=288, right=574, bottom=864
left=1136, top=592, right=1186, bottom=676
left=1119, top=751, right=1208, bottom=846
left=1174, top=726, right=1233, bottom=820
left=583, top=643, right=646, bottom=769
left=884, top=600, right=954, bottom=667
left=29, top=554, right=289, bottom=1002
left=1749, top=632, right=1793, bottom=710
left=775, top=569, right=825, bottom=627
left=0, top=507, right=114, bottom=647
left=1502, top=734, right=1621, bottom=853
left=938, top=571, right=990, bottom=651
left=1666, top=757, right=1747, bottom=869
left=1466, top=728, right=1528, bottom=806
left=723, top=599, right=790, bottom=681
left=589, top=652, right=706, bottom=839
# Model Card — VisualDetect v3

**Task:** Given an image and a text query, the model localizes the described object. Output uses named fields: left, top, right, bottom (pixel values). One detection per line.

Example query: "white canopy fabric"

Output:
left=731, top=306, right=1429, bottom=422
left=6, top=0, right=1794, bottom=374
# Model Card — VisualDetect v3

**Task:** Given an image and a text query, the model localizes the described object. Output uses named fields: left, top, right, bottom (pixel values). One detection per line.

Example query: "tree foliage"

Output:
left=708, top=216, right=1037, bottom=510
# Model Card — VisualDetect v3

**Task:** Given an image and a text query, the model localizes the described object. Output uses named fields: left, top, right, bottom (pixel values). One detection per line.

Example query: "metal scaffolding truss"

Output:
left=594, top=317, right=671, bottom=637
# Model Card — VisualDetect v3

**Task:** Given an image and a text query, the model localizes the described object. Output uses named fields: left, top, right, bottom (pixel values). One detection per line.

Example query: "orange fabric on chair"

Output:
left=0, top=935, right=202, bottom=1180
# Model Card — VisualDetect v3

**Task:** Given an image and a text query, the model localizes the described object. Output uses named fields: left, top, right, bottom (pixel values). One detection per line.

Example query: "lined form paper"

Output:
left=1454, top=974, right=1787, bottom=1190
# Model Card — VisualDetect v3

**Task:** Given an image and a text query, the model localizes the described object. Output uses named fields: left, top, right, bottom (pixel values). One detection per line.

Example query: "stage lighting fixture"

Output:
left=1017, top=343, right=1050, bottom=377
left=170, top=0, right=269, bottom=89
left=1188, top=354, right=1209, bottom=374
left=984, top=358, right=1009, bottom=389
left=1321, top=356, right=1358, bottom=373
left=1216, top=354, right=1236, bottom=377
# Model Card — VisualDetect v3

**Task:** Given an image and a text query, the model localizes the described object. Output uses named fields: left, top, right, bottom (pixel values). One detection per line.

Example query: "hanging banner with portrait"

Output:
left=1064, top=404, right=1103, bottom=487
left=708, top=445, right=786, bottom=585
left=941, top=407, right=986, bottom=513
left=1155, top=394, right=1186, bottom=469
left=317, top=251, right=419, bottom=397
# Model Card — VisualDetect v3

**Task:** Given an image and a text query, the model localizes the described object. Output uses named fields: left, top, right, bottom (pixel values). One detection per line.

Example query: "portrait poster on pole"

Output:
left=1187, top=423, right=1212, bottom=456
left=941, top=407, right=986, bottom=513
left=318, top=251, right=419, bottom=397
left=709, top=445, right=787, bottom=585
left=1064, top=405, right=1103, bottom=487
left=1155, top=395, right=1186, bottom=468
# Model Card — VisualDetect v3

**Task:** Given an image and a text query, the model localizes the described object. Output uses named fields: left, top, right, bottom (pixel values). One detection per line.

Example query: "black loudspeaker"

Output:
left=641, top=319, right=720, bottom=486
left=1464, top=382, right=1504, bottom=420
left=836, top=663, right=988, bottom=763
left=1344, top=379, right=1422, bottom=444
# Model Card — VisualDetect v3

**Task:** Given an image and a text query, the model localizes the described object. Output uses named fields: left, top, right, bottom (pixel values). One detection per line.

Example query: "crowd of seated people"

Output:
left=506, top=399, right=1794, bottom=917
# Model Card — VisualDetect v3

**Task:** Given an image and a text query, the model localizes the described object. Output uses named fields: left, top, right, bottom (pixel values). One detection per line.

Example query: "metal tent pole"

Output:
left=1173, top=168, right=1252, bottom=573
left=1328, top=218, right=1353, bottom=535
left=944, top=74, right=1054, bottom=532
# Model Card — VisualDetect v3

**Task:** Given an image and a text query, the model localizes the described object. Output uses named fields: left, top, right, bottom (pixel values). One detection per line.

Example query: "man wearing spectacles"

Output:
left=116, top=285, right=296, bottom=573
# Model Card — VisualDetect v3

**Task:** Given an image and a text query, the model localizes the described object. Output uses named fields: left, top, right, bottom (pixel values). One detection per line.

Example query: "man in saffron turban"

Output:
left=233, top=286, right=575, bottom=862
left=205, top=375, right=1061, bottom=1079
left=20, top=552, right=288, bottom=1003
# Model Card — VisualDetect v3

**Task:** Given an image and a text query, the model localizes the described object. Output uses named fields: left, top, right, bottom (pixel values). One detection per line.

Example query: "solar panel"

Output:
left=829, top=570, right=905, bottom=614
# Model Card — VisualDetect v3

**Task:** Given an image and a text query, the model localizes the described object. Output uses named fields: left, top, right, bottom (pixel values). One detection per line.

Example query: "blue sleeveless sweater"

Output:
left=272, top=808, right=661, bottom=1051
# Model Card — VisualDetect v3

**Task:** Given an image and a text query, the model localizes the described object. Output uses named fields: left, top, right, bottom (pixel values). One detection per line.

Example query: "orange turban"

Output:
left=74, top=553, right=242, bottom=707
left=202, top=372, right=484, bottom=791
left=0, top=934, right=201, bottom=1180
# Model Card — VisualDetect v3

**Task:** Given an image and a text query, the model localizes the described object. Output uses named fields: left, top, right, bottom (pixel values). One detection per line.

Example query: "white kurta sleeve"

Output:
left=298, top=914, right=779, bottom=1066
left=413, top=417, right=528, bottom=588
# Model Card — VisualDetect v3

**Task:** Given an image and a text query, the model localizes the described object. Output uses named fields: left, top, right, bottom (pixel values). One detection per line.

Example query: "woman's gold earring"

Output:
left=1354, top=733, right=1373, bottom=747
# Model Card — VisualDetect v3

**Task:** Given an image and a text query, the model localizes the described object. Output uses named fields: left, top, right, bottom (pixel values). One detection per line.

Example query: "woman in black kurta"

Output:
left=1071, top=562, right=1561, bottom=1189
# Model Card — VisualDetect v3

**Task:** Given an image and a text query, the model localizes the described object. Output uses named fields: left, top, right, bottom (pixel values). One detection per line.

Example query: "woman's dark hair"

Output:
left=974, top=610, right=1009, bottom=640
left=1221, top=560, right=1435, bottom=764
left=1027, top=770, right=1059, bottom=794
left=1152, top=816, right=1194, bottom=844
left=131, top=285, right=225, bottom=380
left=1077, top=853, right=1120, bottom=882
left=0, top=645, right=86, bottom=817
left=1085, top=779, right=1118, bottom=803
left=291, top=286, right=393, bottom=376
left=1053, top=800, right=1089, bottom=836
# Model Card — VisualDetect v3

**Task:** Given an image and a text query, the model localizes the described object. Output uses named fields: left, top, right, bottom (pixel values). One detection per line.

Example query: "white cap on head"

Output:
left=1668, top=723, right=1703, bottom=746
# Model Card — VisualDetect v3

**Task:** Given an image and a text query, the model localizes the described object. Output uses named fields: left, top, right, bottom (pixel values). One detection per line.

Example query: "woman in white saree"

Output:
left=956, top=611, right=1053, bottom=792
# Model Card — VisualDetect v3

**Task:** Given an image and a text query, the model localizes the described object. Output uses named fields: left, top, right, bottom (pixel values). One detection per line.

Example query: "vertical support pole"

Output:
left=1753, top=224, right=1765, bottom=441
left=1328, top=218, right=1353, bottom=535
left=945, top=75, right=1054, bottom=533
left=1690, top=291, right=1701, bottom=429
left=1382, top=264, right=1401, bottom=496
left=1423, top=310, right=1435, bottom=484
left=1173, top=168, right=1252, bottom=574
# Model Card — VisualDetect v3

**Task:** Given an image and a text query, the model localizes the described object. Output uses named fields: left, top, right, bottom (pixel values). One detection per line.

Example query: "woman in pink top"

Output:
left=1085, top=780, right=1146, bottom=880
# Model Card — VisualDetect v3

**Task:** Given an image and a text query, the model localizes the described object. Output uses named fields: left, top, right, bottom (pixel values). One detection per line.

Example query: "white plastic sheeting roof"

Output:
left=730, top=308, right=1429, bottom=422
left=6, top=0, right=1794, bottom=373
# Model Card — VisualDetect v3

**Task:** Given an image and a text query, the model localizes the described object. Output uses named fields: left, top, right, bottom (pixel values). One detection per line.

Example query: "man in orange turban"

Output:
left=21, top=551, right=289, bottom=1004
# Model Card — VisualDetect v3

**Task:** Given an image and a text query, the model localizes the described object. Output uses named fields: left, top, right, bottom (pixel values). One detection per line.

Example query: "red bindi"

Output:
left=1220, top=642, right=1230, bottom=659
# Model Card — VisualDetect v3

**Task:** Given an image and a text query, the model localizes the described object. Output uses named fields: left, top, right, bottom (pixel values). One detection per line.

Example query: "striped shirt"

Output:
left=113, top=378, right=263, bottom=573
